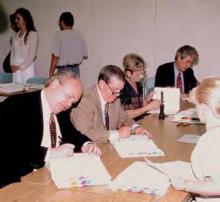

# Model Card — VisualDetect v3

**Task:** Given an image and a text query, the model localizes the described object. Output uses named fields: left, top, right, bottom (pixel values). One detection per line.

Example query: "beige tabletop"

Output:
left=0, top=102, right=205, bottom=202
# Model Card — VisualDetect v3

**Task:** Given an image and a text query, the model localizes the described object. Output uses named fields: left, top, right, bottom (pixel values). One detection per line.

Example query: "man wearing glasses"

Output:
left=70, top=65, right=149, bottom=143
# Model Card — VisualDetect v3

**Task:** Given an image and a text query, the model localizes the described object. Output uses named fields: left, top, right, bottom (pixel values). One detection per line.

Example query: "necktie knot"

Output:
left=49, top=113, right=57, bottom=148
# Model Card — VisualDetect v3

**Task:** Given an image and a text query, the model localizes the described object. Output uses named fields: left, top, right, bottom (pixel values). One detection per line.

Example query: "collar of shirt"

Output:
left=96, top=85, right=107, bottom=123
left=41, top=90, right=62, bottom=148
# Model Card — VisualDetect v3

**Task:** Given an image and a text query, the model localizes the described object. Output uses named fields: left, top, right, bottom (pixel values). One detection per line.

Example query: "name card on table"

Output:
left=149, top=87, right=180, bottom=115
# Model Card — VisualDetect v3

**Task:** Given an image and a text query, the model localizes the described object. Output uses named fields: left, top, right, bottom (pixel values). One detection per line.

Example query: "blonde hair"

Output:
left=123, top=53, right=146, bottom=72
left=195, top=77, right=220, bottom=116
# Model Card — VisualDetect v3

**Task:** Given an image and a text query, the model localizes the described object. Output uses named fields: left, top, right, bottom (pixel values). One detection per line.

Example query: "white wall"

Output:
left=0, top=0, right=219, bottom=87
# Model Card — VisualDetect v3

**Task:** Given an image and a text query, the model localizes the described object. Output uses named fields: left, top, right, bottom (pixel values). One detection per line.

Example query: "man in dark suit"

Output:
left=0, top=71, right=101, bottom=188
left=155, top=45, right=199, bottom=95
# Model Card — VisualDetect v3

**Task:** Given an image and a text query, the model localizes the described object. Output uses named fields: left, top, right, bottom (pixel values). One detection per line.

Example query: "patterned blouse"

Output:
left=120, top=80, right=147, bottom=121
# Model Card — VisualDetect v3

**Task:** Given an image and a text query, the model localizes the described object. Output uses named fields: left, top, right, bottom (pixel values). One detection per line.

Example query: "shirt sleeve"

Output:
left=51, top=32, right=60, bottom=57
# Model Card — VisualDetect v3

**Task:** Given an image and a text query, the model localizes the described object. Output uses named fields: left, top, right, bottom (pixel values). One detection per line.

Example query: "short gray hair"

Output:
left=45, top=71, right=79, bottom=87
left=175, top=45, right=199, bottom=65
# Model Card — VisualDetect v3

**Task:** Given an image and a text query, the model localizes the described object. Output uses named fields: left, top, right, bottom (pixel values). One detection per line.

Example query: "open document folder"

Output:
left=110, top=135, right=164, bottom=158
left=49, top=153, right=111, bottom=189
left=109, top=161, right=170, bottom=196
left=171, top=108, right=204, bottom=124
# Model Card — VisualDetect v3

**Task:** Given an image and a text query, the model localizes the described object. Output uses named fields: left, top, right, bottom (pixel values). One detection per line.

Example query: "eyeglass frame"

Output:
left=104, top=81, right=121, bottom=96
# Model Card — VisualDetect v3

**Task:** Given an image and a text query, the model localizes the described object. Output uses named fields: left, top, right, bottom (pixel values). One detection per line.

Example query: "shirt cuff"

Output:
left=131, top=124, right=141, bottom=133
left=82, top=141, right=93, bottom=147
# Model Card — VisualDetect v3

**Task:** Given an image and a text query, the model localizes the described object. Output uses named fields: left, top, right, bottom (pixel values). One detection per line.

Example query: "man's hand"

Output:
left=49, top=143, right=75, bottom=159
left=118, top=126, right=132, bottom=138
left=11, top=65, right=19, bottom=72
left=81, top=143, right=102, bottom=156
left=134, top=126, right=152, bottom=138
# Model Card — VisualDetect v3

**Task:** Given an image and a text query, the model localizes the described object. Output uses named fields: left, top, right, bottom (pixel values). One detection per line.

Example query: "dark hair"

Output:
left=98, top=65, right=125, bottom=83
left=15, top=7, right=36, bottom=44
left=59, top=12, right=74, bottom=27
left=9, top=13, right=19, bottom=32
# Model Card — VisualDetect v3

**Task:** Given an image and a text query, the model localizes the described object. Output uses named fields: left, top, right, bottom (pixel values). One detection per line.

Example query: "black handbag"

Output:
left=3, top=52, right=12, bottom=73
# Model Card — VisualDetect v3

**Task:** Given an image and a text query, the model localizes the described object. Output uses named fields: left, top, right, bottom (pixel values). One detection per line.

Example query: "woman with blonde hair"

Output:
left=120, top=53, right=160, bottom=120
left=171, top=77, right=220, bottom=201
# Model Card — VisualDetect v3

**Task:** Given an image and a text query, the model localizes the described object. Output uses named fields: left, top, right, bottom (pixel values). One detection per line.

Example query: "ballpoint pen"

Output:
left=181, top=117, right=200, bottom=121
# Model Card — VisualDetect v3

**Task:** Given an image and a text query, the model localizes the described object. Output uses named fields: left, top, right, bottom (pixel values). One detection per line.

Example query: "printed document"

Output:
left=49, top=153, right=111, bottom=189
left=110, top=135, right=164, bottom=158
left=109, top=161, right=170, bottom=196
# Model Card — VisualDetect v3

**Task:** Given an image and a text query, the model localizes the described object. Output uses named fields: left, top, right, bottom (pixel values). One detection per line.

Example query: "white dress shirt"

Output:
left=41, top=90, right=62, bottom=160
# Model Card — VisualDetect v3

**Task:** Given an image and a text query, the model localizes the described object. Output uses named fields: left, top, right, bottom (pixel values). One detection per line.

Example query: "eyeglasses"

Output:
left=105, top=81, right=121, bottom=96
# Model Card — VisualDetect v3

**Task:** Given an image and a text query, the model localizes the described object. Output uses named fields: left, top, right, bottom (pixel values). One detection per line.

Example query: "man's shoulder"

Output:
left=6, top=90, right=40, bottom=102
left=157, top=62, right=173, bottom=70
left=79, top=86, right=98, bottom=105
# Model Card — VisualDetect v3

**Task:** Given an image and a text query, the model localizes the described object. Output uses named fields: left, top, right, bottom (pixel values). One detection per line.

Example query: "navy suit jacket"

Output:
left=0, top=90, right=91, bottom=186
left=155, top=62, right=198, bottom=93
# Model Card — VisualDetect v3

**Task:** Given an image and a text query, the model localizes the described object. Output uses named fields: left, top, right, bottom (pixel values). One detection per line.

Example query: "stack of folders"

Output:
left=110, top=135, right=164, bottom=158
left=49, top=153, right=111, bottom=189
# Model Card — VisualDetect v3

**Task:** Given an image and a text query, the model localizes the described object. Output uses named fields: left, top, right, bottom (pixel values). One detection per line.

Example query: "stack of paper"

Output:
left=149, top=87, right=180, bottom=114
left=110, top=135, right=164, bottom=158
left=171, top=108, right=204, bottom=124
left=0, top=83, right=24, bottom=93
left=49, top=153, right=112, bottom=189
left=109, top=161, right=170, bottom=196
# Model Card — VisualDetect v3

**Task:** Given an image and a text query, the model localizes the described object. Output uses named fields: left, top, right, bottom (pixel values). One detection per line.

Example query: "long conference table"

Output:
left=0, top=102, right=205, bottom=202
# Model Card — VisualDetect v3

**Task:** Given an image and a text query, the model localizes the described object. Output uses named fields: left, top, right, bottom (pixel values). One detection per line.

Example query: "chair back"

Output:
left=143, top=77, right=155, bottom=96
left=0, top=72, right=13, bottom=83
left=26, top=77, right=48, bottom=84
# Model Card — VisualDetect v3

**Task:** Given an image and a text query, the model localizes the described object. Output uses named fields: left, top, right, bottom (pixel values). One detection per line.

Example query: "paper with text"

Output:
left=110, top=135, right=164, bottom=158
left=109, top=161, right=170, bottom=196
left=144, top=161, right=196, bottom=181
left=49, top=153, right=111, bottom=189
left=177, top=134, right=201, bottom=144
